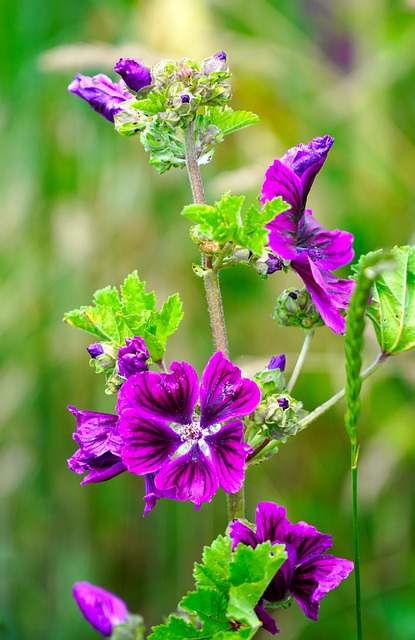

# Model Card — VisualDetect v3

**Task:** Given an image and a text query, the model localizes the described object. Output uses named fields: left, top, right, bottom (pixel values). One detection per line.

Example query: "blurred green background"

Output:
left=1, top=0, right=415, bottom=638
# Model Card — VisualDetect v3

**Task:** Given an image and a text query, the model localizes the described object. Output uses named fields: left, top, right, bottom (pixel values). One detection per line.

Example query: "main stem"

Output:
left=351, top=446, right=363, bottom=640
left=184, top=121, right=241, bottom=520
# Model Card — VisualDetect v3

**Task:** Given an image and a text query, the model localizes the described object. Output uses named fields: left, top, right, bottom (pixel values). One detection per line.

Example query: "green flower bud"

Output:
left=272, top=287, right=325, bottom=330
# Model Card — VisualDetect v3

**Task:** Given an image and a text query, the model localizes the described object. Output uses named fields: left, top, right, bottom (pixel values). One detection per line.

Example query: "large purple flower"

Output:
left=73, top=582, right=128, bottom=637
left=67, top=407, right=127, bottom=485
left=68, top=73, right=132, bottom=122
left=117, top=352, right=260, bottom=509
left=261, top=137, right=355, bottom=334
left=230, top=502, right=354, bottom=634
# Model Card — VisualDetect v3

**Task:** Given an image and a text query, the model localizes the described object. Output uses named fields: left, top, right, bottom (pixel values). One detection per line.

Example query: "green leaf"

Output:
left=147, top=616, right=205, bottom=640
left=365, top=245, right=415, bottom=354
left=156, top=294, right=184, bottom=346
left=130, top=92, right=167, bottom=116
left=182, top=193, right=288, bottom=257
left=194, top=534, right=232, bottom=593
left=227, top=541, right=287, bottom=629
left=180, top=588, right=229, bottom=634
left=205, top=106, right=259, bottom=137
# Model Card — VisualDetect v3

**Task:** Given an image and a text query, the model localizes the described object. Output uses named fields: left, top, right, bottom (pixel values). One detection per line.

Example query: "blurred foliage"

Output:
left=0, top=0, right=415, bottom=639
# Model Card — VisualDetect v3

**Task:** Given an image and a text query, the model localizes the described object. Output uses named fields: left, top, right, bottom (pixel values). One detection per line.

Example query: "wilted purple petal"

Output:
left=117, top=362, right=199, bottom=424
left=68, top=73, right=131, bottom=122
left=114, top=57, right=152, bottom=92
left=117, top=336, right=149, bottom=378
left=204, top=420, right=251, bottom=493
left=280, top=136, right=334, bottom=201
left=254, top=601, right=279, bottom=635
left=291, top=554, right=354, bottom=620
left=73, top=581, right=127, bottom=637
left=200, top=352, right=260, bottom=427
left=155, top=445, right=218, bottom=509
left=120, top=416, right=181, bottom=475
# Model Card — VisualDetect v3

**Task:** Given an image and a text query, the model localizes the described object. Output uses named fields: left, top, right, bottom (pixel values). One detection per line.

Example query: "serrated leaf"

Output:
left=205, top=106, right=259, bottom=136
left=180, top=588, right=229, bottom=634
left=147, top=616, right=204, bottom=640
left=156, top=294, right=184, bottom=346
left=366, top=245, right=415, bottom=354
left=130, top=92, right=166, bottom=115
left=121, top=272, right=157, bottom=315
left=194, top=534, right=232, bottom=593
left=227, top=542, right=287, bottom=628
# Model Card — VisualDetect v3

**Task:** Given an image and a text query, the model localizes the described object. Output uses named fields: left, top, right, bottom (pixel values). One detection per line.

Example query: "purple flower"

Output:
left=68, top=73, right=132, bottom=122
left=87, top=342, right=104, bottom=359
left=117, top=336, right=149, bottom=379
left=230, top=502, right=354, bottom=635
left=67, top=407, right=126, bottom=485
left=143, top=472, right=179, bottom=516
left=73, top=582, right=128, bottom=637
left=114, top=58, right=152, bottom=93
left=268, top=354, right=286, bottom=371
left=117, top=352, right=260, bottom=509
left=261, top=137, right=354, bottom=334
left=214, top=51, right=227, bottom=61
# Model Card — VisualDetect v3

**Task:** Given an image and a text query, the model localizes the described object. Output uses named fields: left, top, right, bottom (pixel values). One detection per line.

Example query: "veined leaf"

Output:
left=205, top=106, right=259, bottom=136
left=366, top=245, right=415, bottom=354
left=194, top=534, right=232, bottom=593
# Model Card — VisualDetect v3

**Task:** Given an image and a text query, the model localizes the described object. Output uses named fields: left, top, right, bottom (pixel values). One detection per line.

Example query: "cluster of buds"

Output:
left=272, top=287, right=325, bottom=330
left=86, top=336, right=150, bottom=394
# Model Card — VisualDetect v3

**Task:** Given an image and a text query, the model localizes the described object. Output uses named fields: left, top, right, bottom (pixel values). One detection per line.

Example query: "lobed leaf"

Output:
left=205, top=106, right=259, bottom=136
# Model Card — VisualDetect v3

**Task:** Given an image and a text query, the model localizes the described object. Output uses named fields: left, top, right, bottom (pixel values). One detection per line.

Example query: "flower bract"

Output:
left=117, top=351, right=260, bottom=509
left=73, top=581, right=128, bottom=637
left=230, top=501, right=354, bottom=634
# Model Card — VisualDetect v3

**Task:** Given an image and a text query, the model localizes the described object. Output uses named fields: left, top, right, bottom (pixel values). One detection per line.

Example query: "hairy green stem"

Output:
left=287, top=330, right=314, bottom=393
left=184, top=121, right=239, bottom=520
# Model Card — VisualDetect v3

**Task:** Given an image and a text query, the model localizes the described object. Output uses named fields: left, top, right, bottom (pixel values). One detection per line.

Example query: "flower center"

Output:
left=307, top=245, right=323, bottom=262
left=179, top=422, right=203, bottom=442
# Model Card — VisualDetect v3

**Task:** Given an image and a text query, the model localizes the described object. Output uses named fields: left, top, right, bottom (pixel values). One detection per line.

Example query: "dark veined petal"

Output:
left=200, top=352, right=260, bottom=427
left=155, top=445, right=219, bottom=509
left=117, top=361, right=199, bottom=425
left=285, top=520, right=332, bottom=565
left=255, top=502, right=291, bottom=544
left=297, top=210, right=354, bottom=271
left=68, top=73, right=131, bottom=122
left=204, top=420, right=251, bottom=493
left=292, top=255, right=350, bottom=334
left=254, top=600, right=280, bottom=635
left=260, top=159, right=304, bottom=220
left=280, top=136, right=334, bottom=201
left=142, top=472, right=179, bottom=516
left=266, top=211, right=299, bottom=261
left=68, top=406, right=119, bottom=458
left=79, top=458, right=127, bottom=486
left=73, top=582, right=128, bottom=637
left=119, top=416, right=181, bottom=475
left=229, top=520, right=260, bottom=551
left=263, top=543, right=297, bottom=603
left=291, top=554, right=354, bottom=621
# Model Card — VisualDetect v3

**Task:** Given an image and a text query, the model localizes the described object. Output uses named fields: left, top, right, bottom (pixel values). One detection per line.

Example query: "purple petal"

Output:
left=114, top=57, right=152, bottom=92
left=268, top=354, right=286, bottom=371
left=73, top=581, right=127, bottom=637
left=254, top=600, right=280, bottom=635
left=297, top=210, right=354, bottom=271
left=266, top=211, right=299, bottom=261
left=261, top=160, right=303, bottom=219
left=280, top=136, right=334, bottom=200
left=78, top=457, right=127, bottom=485
left=291, top=554, right=354, bottom=621
left=291, top=256, right=351, bottom=334
left=68, top=407, right=120, bottom=457
left=117, top=361, right=199, bottom=425
left=87, top=342, right=104, bottom=358
left=117, top=336, right=149, bottom=378
left=229, top=520, right=260, bottom=551
left=204, top=420, right=251, bottom=493
left=143, top=472, right=179, bottom=516
left=200, top=352, right=260, bottom=427
left=68, top=73, right=131, bottom=122
left=119, top=416, right=181, bottom=475
left=155, top=445, right=219, bottom=509
left=264, top=543, right=297, bottom=603
left=285, top=521, right=332, bottom=565
left=255, top=502, right=291, bottom=544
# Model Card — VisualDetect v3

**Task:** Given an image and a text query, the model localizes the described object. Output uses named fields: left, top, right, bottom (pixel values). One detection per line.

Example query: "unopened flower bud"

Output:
left=202, top=52, right=228, bottom=74
left=88, top=342, right=117, bottom=374
left=268, top=354, right=286, bottom=371
left=86, top=343, right=104, bottom=359
left=272, top=287, right=324, bottom=330
left=114, top=58, right=152, bottom=93
left=73, top=582, right=128, bottom=637
left=117, top=336, right=149, bottom=378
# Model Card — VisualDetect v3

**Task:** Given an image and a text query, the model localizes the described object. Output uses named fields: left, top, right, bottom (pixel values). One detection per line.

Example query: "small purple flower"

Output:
left=87, top=342, right=104, bottom=359
left=117, top=352, right=260, bottom=509
left=117, top=336, right=150, bottom=379
left=67, top=407, right=126, bottom=485
left=73, top=581, right=128, bottom=637
left=261, top=137, right=354, bottom=334
left=268, top=354, right=286, bottom=371
left=214, top=51, right=227, bottom=61
left=68, top=73, right=132, bottom=122
left=230, top=502, right=354, bottom=635
left=114, top=58, right=152, bottom=93
left=277, top=397, right=289, bottom=410
left=265, top=254, right=283, bottom=275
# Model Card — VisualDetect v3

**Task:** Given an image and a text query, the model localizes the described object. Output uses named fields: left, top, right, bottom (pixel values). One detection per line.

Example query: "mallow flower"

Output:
left=117, top=351, right=260, bottom=509
left=68, top=73, right=132, bottom=122
left=261, top=136, right=354, bottom=334
left=114, top=57, right=152, bottom=93
left=73, top=581, right=128, bottom=637
left=230, top=502, right=354, bottom=635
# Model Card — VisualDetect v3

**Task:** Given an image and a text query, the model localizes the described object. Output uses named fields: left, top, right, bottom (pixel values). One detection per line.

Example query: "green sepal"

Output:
left=110, top=614, right=145, bottom=640
left=364, top=245, right=415, bottom=354
left=64, top=271, right=183, bottom=362
left=182, top=193, right=288, bottom=257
